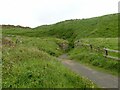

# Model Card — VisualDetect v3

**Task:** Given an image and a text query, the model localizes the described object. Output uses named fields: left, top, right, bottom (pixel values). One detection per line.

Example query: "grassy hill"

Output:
left=3, top=13, right=118, bottom=39
left=2, top=13, right=119, bottom=88
left=33, top=13, right=118, bottom=39
left=3, top=13, right=118, bottom=49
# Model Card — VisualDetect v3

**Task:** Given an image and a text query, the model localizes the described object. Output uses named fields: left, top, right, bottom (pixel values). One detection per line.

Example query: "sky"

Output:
left=0, top=0, right=119, bottom=28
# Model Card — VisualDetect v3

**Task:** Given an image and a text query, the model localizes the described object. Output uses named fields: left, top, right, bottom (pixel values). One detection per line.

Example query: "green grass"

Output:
left=2, top=13, right=119, bottom=88
left=2, top=36, right=96, bottom=88
left=0, top=64, right=1, bottom=89
left=68, top=38, right=119, bottom=75
left=34, top=13, right=118, bottom=39
left=16, top=36, right=68, bottom=57
left=74, top=38, right=119, bottom=57
left=3, top=13, right=118, bottom=40
left=3, top=35, right=69, bottom=56
left=75, top=38, right=118, bottom=49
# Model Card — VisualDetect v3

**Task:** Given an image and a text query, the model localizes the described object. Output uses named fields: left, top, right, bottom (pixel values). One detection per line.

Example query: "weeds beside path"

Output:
left=58, top=54, right=119, bottom=88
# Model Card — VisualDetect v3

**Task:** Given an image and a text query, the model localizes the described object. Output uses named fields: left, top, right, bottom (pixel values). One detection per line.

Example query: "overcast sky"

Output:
left=0, top=0, right=119, bottom=28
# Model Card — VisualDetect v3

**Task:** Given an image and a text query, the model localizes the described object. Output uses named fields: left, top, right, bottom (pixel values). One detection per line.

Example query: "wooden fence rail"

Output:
left=103, top=48, right=120, bottom=61
left=79, top=43, right=120, bottom=61
left=104, top=48, right=120, bottom=53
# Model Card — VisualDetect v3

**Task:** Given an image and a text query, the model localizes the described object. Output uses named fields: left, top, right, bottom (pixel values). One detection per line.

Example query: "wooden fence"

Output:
left=77, top=43, right=120, bottom=61
left=103, top=48, right=120, bottom=61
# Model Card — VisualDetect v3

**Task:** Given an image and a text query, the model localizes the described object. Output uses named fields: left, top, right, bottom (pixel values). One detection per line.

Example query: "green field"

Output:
left=2, top=13, right=119, bottom=88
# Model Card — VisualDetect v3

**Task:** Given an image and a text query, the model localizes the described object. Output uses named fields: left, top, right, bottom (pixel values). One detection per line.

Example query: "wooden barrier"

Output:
left=103, top=48, right=120, bottom=61
left=78, top=43, right=120, bottom=61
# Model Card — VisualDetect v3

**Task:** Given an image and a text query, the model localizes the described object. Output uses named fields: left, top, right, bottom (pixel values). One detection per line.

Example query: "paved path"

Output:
left=58, top=54, right=119, bottom=88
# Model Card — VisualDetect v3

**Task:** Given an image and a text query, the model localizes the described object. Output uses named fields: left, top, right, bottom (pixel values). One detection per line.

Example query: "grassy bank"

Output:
left=69, top=38, right=119, bottom=75
left=2, top=36, right=96, bottom=88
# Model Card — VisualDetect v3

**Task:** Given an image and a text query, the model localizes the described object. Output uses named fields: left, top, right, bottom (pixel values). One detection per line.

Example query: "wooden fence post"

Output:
left=80, top=43, right=120, bottom=61
left=104, top=48, right=108, bottom=57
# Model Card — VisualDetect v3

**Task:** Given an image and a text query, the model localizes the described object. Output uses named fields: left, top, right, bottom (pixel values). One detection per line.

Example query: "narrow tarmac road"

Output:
left=58, top=54, right=119, bottom=88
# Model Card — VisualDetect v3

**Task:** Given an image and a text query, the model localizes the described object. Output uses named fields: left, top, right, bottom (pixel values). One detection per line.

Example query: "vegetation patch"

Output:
left=2, top=13, right=119, bottom=88
left=68, top=38, right=119, bottom=75
left=2, top=36, right=96, bottom=88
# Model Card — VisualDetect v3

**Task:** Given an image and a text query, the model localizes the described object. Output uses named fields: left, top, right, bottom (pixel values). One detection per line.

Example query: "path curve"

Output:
left=58, top=54, right=119, bottom=88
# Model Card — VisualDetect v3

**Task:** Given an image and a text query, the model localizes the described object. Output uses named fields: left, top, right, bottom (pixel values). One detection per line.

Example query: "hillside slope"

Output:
left=2, top=13, right=118, bottom=50
left=34, top=13, right=118, bottom=39
left=2, top=13, right=119, bottom=88
left=2, top=13, right=118, bottom=40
